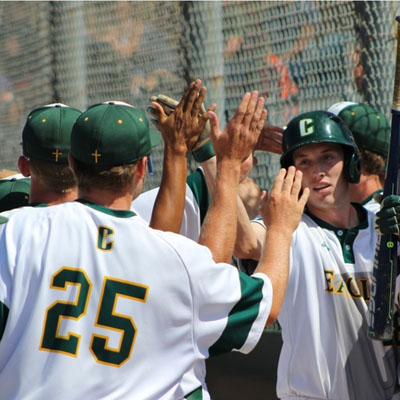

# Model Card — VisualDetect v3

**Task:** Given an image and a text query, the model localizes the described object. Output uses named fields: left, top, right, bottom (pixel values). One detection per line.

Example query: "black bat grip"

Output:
left=368, top=110, right=400, bottom=340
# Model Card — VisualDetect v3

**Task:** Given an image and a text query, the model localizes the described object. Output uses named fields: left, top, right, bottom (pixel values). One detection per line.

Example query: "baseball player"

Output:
left=18, top=103, right=82, bottom=205
left=235, top=110, right=400, bottom=399
left=328, top=102, right=390, bottom=213
left=133, top=91, right=283, bottom=243
left=0, top=177, right=30, bottom=211
left=0, top=97, right=307, bottom=399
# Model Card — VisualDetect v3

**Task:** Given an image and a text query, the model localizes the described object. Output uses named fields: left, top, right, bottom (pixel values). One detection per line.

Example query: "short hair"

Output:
left=28, top=158, right=76, bottom=194
left=359, top=149, right=385, bottom=177
left=72, top=158, right=138, bottom=194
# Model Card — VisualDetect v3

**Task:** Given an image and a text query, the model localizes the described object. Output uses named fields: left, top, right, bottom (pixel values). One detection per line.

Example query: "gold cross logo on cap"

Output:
left=92, top=149, right=102, bottom=164
left=52, top=148, right=62, bottom=162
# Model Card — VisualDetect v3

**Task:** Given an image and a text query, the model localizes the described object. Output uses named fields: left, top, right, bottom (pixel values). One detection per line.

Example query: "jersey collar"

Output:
left=361, top=189, right=382, bottom=206
left=305, top=203, right=368, bottom=263
left=76, top=198, right=136, bottom=218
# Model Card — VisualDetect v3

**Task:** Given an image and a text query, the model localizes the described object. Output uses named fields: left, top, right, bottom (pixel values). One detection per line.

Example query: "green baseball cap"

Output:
left=71, top=101, right=160, bottom=166
left=0, top=178, right=31, bottom=212
left=328, top=102, right=390, bottom=158
left=22, top=103, right=82, bottom=164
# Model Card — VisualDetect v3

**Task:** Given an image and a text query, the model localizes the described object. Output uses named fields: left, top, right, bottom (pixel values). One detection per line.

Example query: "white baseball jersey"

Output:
left=132, top=168, right=209, bottom=242
left=275, top=205, right=399, bottom=400
left=360, top=189, right=382, bottom=214
left=0, top=200, right=271, bottom=400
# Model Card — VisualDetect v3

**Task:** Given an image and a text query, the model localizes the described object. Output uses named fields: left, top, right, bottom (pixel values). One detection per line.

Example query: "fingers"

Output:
left=151, top=102, right=168, bottom=125
left=256, top=109, right=268, bottom=135
left=269, top=168, right=287, bottom=197
left=298, top=186, right=310, bottom=208
left=290, top=170, right=303, bottom=198
left=231, top=92, right=251, bottom=125
left=281, top=166, right=296, bottom=194
left=176, top=80, right=196, bottom=112
left=183, top=79, right=202, bottom=114
left=381, top=195, right=400, bottom=209
left=249, top=97, right=266, bottom=137
left=208, top=111, right=221, bottom=142
left=192, top=85, right=207, bottom=117
left=242, top=91, right=260, bottom=130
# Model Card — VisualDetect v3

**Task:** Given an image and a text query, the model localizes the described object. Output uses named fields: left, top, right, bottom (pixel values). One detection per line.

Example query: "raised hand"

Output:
left=262, top=167, right=309, bottom=234
left=208, top=91, right=267, bottom=166
left=150, top=79, right=216, bottom=156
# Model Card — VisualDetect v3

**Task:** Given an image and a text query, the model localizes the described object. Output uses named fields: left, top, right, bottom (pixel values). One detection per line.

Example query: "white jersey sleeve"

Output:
left=131, top=184, right=202, bottom=241
left=0, top=201, right=271, bottom=400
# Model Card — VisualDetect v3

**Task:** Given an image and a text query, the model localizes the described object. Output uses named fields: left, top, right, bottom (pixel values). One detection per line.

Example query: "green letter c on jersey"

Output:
left=97, top=226, right=114, bottom=251
left=299, top=118, right=314, bottom=137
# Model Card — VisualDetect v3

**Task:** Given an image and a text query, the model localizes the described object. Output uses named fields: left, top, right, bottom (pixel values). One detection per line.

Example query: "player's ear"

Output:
left=135, top=156, right=147, bottom=181
left=68, top=153, right=76, bottom=171
left=18, top=155, right=31, bottom=177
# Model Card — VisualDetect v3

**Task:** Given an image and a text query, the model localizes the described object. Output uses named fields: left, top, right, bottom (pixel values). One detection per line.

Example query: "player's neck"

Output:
left=29, top=185, right=78, bottom=206
left=307, top=202, right=359, bottom=229
left=78, top=188, right=133, bottom=211
left=348, top=174, right=382, bottom=203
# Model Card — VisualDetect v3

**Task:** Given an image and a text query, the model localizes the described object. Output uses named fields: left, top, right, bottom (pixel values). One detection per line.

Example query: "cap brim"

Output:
left=149, top=129, right=161, bottom=149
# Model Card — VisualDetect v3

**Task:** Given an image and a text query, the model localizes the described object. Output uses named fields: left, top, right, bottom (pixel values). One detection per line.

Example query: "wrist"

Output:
left=163, top=143, right=187, bottom=158
left=216, top=158, right=241, bottom=184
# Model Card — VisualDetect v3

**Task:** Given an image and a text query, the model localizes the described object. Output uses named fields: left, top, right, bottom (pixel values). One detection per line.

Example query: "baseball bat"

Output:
left=368, top=16, right=400, bottom=340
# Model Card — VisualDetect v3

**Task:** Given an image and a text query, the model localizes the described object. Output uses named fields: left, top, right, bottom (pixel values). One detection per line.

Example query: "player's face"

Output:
left=292, top=142, right=348, bottom=212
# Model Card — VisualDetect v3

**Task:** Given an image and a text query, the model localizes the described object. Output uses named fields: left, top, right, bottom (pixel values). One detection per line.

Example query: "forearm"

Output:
left=254, top=227, right=292, bottom=325
left=150, top=147, right=187, bottom=232
left=199, top=155, right=217, bottom=199
left=234, top=196, right=264, bottom=260
left=198, top=159, right=241, bottom=263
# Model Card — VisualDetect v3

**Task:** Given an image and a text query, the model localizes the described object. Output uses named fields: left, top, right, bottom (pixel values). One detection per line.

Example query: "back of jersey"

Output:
left=0, top=201, right=232, bottom=399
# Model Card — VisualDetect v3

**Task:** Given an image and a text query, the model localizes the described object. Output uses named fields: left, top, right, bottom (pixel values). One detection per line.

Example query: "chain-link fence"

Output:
left=0, top=1, right=399, bottom=190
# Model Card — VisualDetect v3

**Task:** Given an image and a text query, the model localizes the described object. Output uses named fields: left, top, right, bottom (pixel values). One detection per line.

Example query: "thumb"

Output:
left=259, top=190, right=268, bottom=211
left=208, top=111, right=221, bottom=141
left=151, top=102, right=168, bottom=124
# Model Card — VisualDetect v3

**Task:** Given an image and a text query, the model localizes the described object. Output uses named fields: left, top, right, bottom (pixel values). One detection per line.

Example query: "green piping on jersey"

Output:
left=0, top=216, right=8, bottom=225
left=30, top=202, right=49, bottom=207
left=305, top=203, right=368, bottom=263
left=361, top=189, right=382, bottom=206
left=187, top=168, right=210, bottom=225
left=76, top=199, right=136, bottom=218
left=0, top=301, right=9, bottom=340
left=185, top=386, right=203, bottom=400
left=209, top=271, right=264, bottom=357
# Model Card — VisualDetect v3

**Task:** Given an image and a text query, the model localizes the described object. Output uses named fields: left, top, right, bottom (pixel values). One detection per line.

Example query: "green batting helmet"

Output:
left=280, top=110, right=361, bottom=183
left=328, top=102, right=390, bottom=158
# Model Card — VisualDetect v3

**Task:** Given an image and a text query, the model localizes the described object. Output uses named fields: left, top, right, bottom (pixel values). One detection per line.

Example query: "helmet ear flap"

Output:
left=344, top=150, right=361, bottom=183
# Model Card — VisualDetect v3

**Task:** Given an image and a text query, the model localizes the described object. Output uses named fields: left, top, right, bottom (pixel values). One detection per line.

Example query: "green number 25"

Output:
left=40, top=267, right=149, bottom=367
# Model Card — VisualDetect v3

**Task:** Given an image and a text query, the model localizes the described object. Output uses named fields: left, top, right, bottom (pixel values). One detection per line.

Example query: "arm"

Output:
left=254, top=167, right=309, bottom=325
left=198, top=91, right=267, bottom=263
left=234, top=195, right=266, bottom=260
left=150, top=79, right=216, bottom=232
